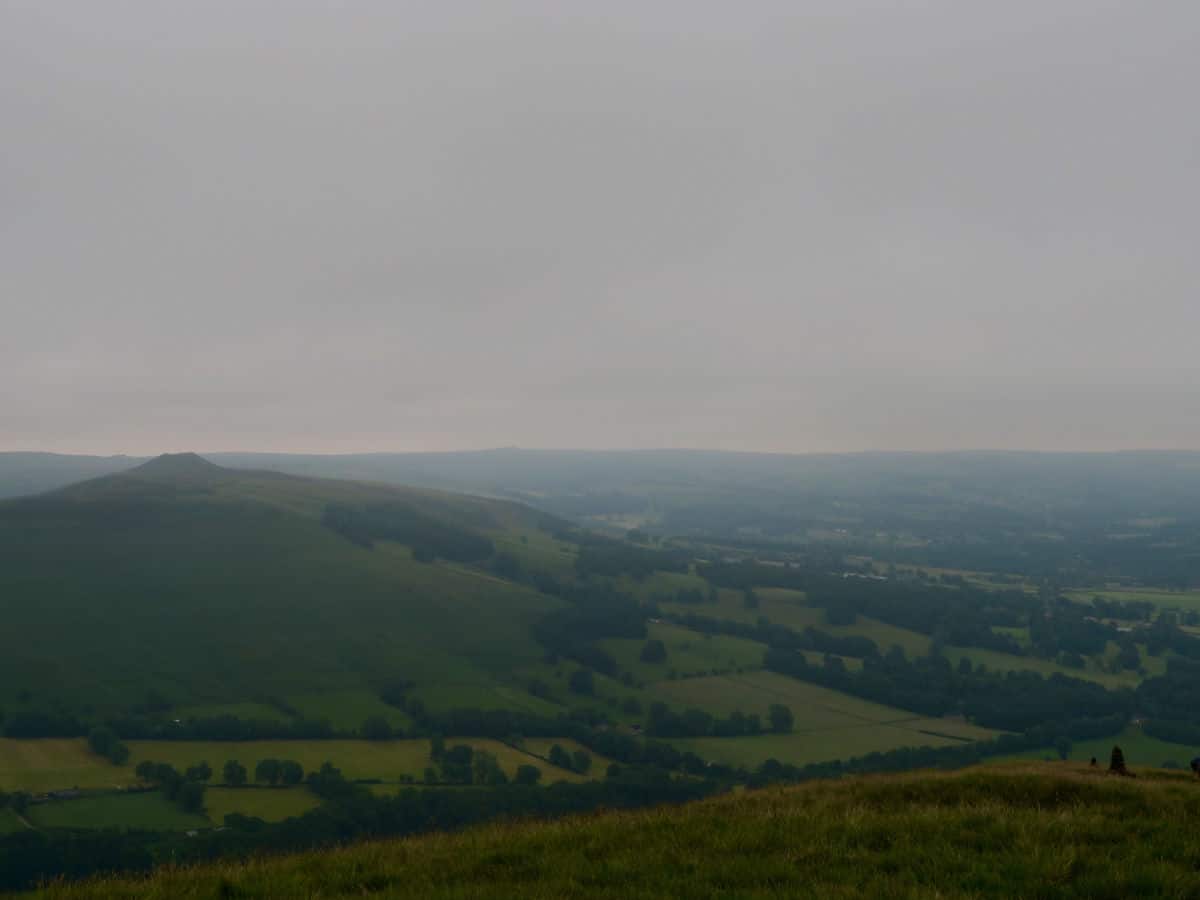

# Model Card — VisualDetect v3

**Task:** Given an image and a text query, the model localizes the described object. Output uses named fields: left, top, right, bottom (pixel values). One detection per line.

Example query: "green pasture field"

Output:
left=519, top=738, right=616, bottom=775
left=662, top=592, right=932, bottom=660
left=505, top=660, right=649, bottom=727
left=174, top=702, right=292, bottom=724
left=0, top=808, right=27, bottom=834
left=1066, top=588, right=1200, bottom=614
left=406, top=680, right=564, bottom=717
left=0, top=739, right=126, bottom=793
left=652, top=671, right=999, bottom=768
left=900, top=718, right=1001, bottom=742
left=996, top=726, right=1199, bottom=770
left=26, top=791, right=208, bottom=831
left=489, top=528, right=577, bottom=577
left=205, top=787, right=320, bottom=823
left=283, top=689, right=412, bottom=732
left=943, top=645, right=1148, bottom=689
left=622, top=570, right=711, bottom=601
left=600, top=622, right=765, bottom=683
left=801, top=651, right=863, bottom=671
left=890, top=563, right=1036, bottom=592
left=675, top=726, right=967, bottom=768
left=992, top=626, right=1031, bottom=649
left=650, top=671, right=922, bottom=727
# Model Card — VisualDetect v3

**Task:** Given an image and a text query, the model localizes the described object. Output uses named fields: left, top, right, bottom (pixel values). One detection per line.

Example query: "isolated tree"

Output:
left=472, top=750, right=508, bottom=786
left=185, top=761, right=213, bottom=783
left=279, top=760, right=304, bottom=786
left=639, top=640, right=667, bottom=664
left=571, top=750, right=592, bottom=774
left=440, top=744, right=474, bottom=783
left=135, top=760, right=156, bottom=781
left=1116, top=643, right=1141, bottom=671
left=223, top=759, right=247, bottom=787
left=548, top=744, right=572, bottom=771
left=768, top=704, right=794, bottom=734
left=568, top=669, right=594, bottom=696
left=360, top=716, right=393, bottom=741
left=176, top=781, right=205, bottom=813
left=255, top=758, right=282, bottom=786
left=743, top=589, right=759, bottom=610
left=430, top=734, right=446, bottom=760
left=87, top=726, right=117, bottom=758
left=514, top=764, right=541, bottom=785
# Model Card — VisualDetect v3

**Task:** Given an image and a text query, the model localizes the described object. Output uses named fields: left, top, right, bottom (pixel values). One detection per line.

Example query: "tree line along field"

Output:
left=0, top=736, right=605, bottom=831
left=0, top=737, right=597, bottom=792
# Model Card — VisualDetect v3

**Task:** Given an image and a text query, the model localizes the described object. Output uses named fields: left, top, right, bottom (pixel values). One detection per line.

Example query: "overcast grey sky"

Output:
left=3, top=1, right=1198, bottom=455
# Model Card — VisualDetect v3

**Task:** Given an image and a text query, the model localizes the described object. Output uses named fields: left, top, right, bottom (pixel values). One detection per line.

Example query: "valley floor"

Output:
left=35, top=763, right=1200, bottom=899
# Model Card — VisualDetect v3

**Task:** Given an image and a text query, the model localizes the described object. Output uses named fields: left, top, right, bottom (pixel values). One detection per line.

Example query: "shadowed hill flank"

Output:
left=0, top=461, right=569, bottom=717
left=36, top=763, right=1200, bottom=899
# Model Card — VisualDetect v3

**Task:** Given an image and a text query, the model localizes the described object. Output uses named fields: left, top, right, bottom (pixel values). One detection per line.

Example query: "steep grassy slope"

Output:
left=0, top=455, right=567, bottom=715
left=37, top=763, right=1200, bottom=898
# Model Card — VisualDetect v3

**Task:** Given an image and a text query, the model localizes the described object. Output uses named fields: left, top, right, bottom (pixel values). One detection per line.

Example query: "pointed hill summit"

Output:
left=127, top=451, right=223, bottom=479
left=0, top=453, right=574, bottom=724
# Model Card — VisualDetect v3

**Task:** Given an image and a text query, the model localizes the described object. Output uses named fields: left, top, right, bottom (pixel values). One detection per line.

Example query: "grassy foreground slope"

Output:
left=40, top=764, right=1200, bottom=899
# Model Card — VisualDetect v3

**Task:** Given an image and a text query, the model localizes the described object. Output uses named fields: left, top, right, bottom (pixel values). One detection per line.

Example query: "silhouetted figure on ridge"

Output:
left=1108, top=745, right=1134, bottom=777
left=1089, top=757, right=1098, bottom=768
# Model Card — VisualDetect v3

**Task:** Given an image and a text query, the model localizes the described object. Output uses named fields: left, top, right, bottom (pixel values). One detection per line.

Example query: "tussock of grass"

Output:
left=37, top=763, right=1200, bottom=898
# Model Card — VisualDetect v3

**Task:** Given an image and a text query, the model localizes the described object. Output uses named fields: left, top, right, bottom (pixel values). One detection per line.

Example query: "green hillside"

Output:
left=0, top=454, right=568, bottom=717
left=35, top=762, right=1200, bottom=899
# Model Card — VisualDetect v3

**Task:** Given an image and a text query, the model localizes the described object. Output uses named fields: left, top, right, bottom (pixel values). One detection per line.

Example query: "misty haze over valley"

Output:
left=3, top=2, right=1200, bottom=896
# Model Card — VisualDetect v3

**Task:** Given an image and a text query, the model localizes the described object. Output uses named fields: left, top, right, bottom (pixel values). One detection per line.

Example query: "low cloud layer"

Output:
left=3, top=1, right=1197, bottom=454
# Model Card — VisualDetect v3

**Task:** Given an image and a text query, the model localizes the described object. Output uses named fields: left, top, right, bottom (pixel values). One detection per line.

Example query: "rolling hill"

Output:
left=0, top=454, right=571, bottom=719
left=33, top=762, right=1200, bottom=898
